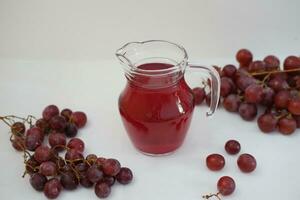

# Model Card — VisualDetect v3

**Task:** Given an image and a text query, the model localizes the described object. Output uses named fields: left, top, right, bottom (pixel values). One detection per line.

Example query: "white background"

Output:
left=0, top=0, right=300, bottom=200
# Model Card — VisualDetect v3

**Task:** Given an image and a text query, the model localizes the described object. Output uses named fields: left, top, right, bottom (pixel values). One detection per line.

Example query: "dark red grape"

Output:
left=225, top=140, right=241, bottom=155
left=244, top=84, right=264, bottom=103
left=95, top=182, right=111, bottom=198
left=206, top=154, right=225, bottom=171
left=223, top=94, right=241, bottom=112
left=40, top=161, right=57, bottom=176
left=30, top=173, right=47, bottom=191
left=61, top=108, right=72, bottom=121
left=86, top=154, right=97, bottom=165
left=25, top=127, right=44, bottom=151
left=284, top=56, right=300, bottom=70
left=67, top=138, right=85, bottom=153
left=60, top=171, right=79, bottom=190
left=221, top=77, right=234, bottom=97
left=278, top=117, right=297, bottom=135
left=11, top=136, right=25, bottom=151
left=238, top=103, right=257, bottom=121
left=288, top=99, right=300, bottom=115
left=96, top=157, right=107, bottom=168
left=65, top=149, right=84, bottom=161
left=267, top=77, right=289, bottom=92
left=86, top=165, right=103, bottom=183
left=44, top=178, right=62, bottom=199
left=237, top=153, right=257, bottom=173
left=34, top=145, right=52, bottom=163
left=257, top=113, right=278, bottom=133
left=103, top=159, right=121, bottom=176
left=236, top=76, right=256, bottom=91
left=48, top=132, right=66, bottom=151
left=293, top=115, right=300, bottom=128
left=261, top=87, right=275, bottom=106
left=116, top=167, right=133, bottom=185
left=65, top=123, right=78, bottom=137
left=42, top=105, right=59, bottom=121
left=236, top=49, right=253, bottom=67
left=248, top=60, right=266, bottom=73
left=49, top=116, right=67, bottom=132
left=217, top=176, right=235, bottom=196
left=80, top=176, right=94, bottom=188
left=192, top=87, right=206, bottom=105
left=71, top=111, right=87, bottom=128
left=274, top=90, right=291, bottom=109
left=263, top=55, right=280, bottom=71
left=11, top=122, right=26, bottom=136
left=101, top=176, right=116, bottom=186
left=222, top=65, right=237, bottom=78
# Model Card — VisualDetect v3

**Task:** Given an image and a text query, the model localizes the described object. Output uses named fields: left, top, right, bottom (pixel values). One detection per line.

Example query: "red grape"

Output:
left=278, top=117, right=297, bottom=135
left=101, top=176, right=116, bottom=186
left=95, top=182, right=111, bottom=198
left=40, top=161, right=57, bottom=176
left=26, top=157, right=40, bottom=175
left=34, top=145, right=52, bottom=163
left=238, top=103, right=257, bottom=121
left=293, top=115, right=300, bottom=128
left=225, top=140, right=241, bottom=155
left=65, top=149, right=84, bottom=161
left=96, top=157, right=107, bottom=168
left=86, top=154, right=98, bottom=165
left=222, top=65, right=237, bottom=78
left=261, top=87, right=275, bottom=106
left=44, top=178, right=62, bottom=199
left=116, top=167, right=133, bottom=185
left=86, top=165, right=103, bottom=183
left=25, top=127, right=44, bottom=151
left=11, top=122, right=26, bottom=136
left=221, top=77, right=235, bottom=97
left=257, top=113, right=278, bottom=133
left=11, top=136, right=25, bottom=151
left=268, top=77, right=289, bottom=92
left=42, top=105, right=59, bottom=121
left=49, top=116, right=67, bottom=132
left=288, top=99, right=300, bottom=115
left=206, top=154, right=225, bottom=171
left=48, top=132, right=66, bottom=151
left=192, top=87, right=206, bottom=105
left=248, top=60, right=266, bottom=73
left=60, top=171, right=79, bottom=190
left=103, top=159, right=121, bottom=176
left=223, top=94, right=241, bottom=112
left=61, top=108, right=72, bottom=121
left=244, top=84, right=264, bottom=103
left=264, top=55, right=280, bottom=71
left=236, top=49, right=253, bottom=67
left=35, top=118, right=50, bottom=134
left=284, top=56, right=300, bottom=70
left=217, top=176, right=235, bottom=196
left=274, top=90, right=291, bottom=109
left=236, top=76, right=256, bottom=91
left=30, top=173, right=47, bottom=191
left=80, top=177, right=94, bottom=188
left=67, top=138, right=85, bottom=153
left=65, top=123, right=78, bottom=137
left=71, top=111, right=87, bottom=128
left=237, top=153, right=257, bottom=173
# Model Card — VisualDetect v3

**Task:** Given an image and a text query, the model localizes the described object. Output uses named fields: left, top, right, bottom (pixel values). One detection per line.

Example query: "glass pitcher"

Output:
left=116, top=40, right=220, bottom=155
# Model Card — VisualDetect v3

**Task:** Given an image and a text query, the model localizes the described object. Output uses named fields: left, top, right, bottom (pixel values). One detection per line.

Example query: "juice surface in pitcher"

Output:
left=119, top=63, right=195, bottom=155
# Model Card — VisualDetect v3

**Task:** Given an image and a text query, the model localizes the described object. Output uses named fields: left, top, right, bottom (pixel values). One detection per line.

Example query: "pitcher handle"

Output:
left=187, top=62, right=221, bottom=117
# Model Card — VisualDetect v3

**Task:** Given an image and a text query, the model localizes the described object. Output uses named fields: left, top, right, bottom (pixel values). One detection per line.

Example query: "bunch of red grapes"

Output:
left=1, top=105, right=133, bottom=199
left=193, top=49, right=300, bottom=135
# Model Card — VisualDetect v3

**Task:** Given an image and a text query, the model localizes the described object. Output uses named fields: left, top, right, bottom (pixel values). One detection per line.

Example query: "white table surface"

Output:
left=1, top=1, right=300, bottom=200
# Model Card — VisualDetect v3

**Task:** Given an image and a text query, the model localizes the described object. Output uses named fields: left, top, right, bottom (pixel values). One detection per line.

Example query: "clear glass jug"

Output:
left=116, top=40, right=220, bottom=155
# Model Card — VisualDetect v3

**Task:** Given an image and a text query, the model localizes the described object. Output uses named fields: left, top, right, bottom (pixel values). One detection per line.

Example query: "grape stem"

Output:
left=250, top=68, right=300, bottom=76
left=202, top=192, right=221, bottom=200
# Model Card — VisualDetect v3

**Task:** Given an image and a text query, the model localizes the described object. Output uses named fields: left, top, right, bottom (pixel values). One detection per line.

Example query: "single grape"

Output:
left=248, top=60, right=266, bottom=73
left=102, top=158, right=121, bottom=176
left=49, top=116, right=67, bottom=132
left=192, top=87, right=206, bottom=105
left=263, top=55, right=280, bottom=71
left=223, top=94, right=241, bottom=112
left=67, top=138, right=85, bottom=153
left=86, top=165, right=103, bottom=183
left=288, top=75, right=300, bottom=88
left=44, top=178, right=62, bottom=199
left=71, top=111, right=87, bottom=128
left=65, top=149, right=84, bottom=161
left=101, top=176, right=116, bottom=186
left=244, top=84, right=264, bottom=103
left=221, top=77, right=234, bottom=97
left=288, top=99, right=300, bottom=115
left=61, top=108, right=72, bottom=121
left=25, top=127, right=44, bottom=151
left=11, top=136, right=25, bottom=151
left=116, top=167, right=133, bottom=185
left=35, top=118, right=50, bottom=134
left=11, top=122, right=26, bottom=136
left=267, top=77, right=289, bottom=92
left=217, top=176, right=236, bottom=196
left=30, top=173, right=47, bottom=191
left=65, top=123, right=78, bottom=137
left=95, top=182, right=111, bottom=198
left=43, top=105, right=59, bottom=121
left=40, top=161, right=57, bottom=176
left=206, top=154, right=225, bottom=171
left=86, top=154, right=98, bottom=165
left=60, top=171, right=79, bottom=190
left=80, top=176, right=94, bottom=188
left=34, top=145, right=52, bottom=163
left=225, top=140, right=241, bottom=155
left=236, top=76, right=256, bottom=91
left=284, top=56, right=300, bottom=70
left=238, top=103, right=257, bottom=121
left=96, top=157, right=107, bottom=168
left=278, top=117, right=297, bottom=135
left=261, top=87, right=275, bottom=107
left=48, top=132, right=66, bottom=151
left=222, top=65, right=237, bottom=78
left=75, top=162, right=89, bottom=175
left=257, top=113, right=278, bottom=133
left=274, top=90, right=291, bottom=109
left=237, top=153, right=257, bottom=173
left=292, top=115, right=300, bottom=128
left=236, top=49, right=253, bottom=67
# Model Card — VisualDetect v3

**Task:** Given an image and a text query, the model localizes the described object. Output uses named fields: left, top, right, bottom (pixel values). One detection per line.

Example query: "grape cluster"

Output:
left=194, top=49, right=300, bottom=135
left=1, top=105, right=133, bottom=199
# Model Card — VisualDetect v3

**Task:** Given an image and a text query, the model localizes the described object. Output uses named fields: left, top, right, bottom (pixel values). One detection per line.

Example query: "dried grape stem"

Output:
left=250, top=68, right=300, bottom=76
left=202, top=192, right=221, bottom=200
